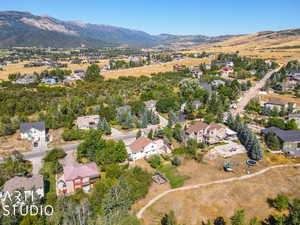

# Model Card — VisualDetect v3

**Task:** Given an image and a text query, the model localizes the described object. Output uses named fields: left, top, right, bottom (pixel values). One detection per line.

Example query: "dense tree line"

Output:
left=226, top=114, right=263, bottom=160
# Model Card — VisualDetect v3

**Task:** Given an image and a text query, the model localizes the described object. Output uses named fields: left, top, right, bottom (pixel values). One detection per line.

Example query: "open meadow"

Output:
left=0, top=57, right=210, bottom=81
left=133, top=154, right=300, bottom=225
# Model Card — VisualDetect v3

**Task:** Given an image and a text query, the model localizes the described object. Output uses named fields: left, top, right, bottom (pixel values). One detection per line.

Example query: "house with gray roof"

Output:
left=20, top=121, right=48, bottom=150
left=262, top=127, right=300, bottom=157
left=1, top=175, right=44, bottom=198
left=264, top=98, right=295, bottom=111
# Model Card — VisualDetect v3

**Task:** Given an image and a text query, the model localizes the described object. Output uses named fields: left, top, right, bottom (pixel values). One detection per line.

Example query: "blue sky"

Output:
left=1, top=0, right=300, bottom=35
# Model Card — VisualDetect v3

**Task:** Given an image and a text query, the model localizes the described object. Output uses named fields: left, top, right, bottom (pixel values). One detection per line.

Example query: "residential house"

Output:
left=20, top=121, right=48, bottom=150
left=225, top=61, right=234, bottom=67
left=289, top=114, right=300, bottom=128
left=264, top=98, right=295, bottom=111
left=191, top=69, right=203, bottom=78
left=191, top=100, right=202, bottom=110
left=185, top=121, right=209, bottom=143
left=145, top=100, right=157, bottom=111
left=211, top=80, right=225, bottom=87
left=127, top=136, right=170, bottom=161
left=56, top=162, right=100, bottom=196
left=15, top=74, right=37, bottom=84
left=1, top=175, right=44, bottom=198
left=185, top=121, right=227, bottom=144
left=205, top=63, right=211, bottom=70
left=220, top=66, right=234, bottom=77
left=205, top=123, right=227, bottom=144
left=173, top=64, right=186, bottom=72
left=288, top=69, right=300, bottom=76
left=262, top=127, right=300, bottom=157
left=279, top=80, right=298, bottom=92
left=117, top=105, right=132, bottom=114
left=75, top=115, right=100, bottom=130
left=41, top=77, right=59, bottom=84
left=64, top=70, right=86, bottom=82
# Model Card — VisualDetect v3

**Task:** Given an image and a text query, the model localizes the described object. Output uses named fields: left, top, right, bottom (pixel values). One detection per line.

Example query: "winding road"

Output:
left=136, top=163, right=300, bottom=219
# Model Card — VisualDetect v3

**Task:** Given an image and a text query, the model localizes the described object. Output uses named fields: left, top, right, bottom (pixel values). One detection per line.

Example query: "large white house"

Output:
left=20, top=121, right=48, bottom=150
left=127, top=136, right=170, bottom=161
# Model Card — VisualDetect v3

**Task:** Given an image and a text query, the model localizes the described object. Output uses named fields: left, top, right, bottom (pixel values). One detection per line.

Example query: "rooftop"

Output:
left=186, top=121, right=209, bottom=134
left=63, top=162, right=100, bottom=181
left=3, top=175, right=44, bottom=192
left=265, top=98, right=289, bottom=106
left=262, top=127, right=300, bottom=142
left=20, top=121, right=45, bottom=133
left=129, top=136, right=152, bottom=153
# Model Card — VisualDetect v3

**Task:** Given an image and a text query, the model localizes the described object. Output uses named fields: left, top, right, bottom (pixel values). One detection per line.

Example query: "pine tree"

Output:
left=141, top=109, right=148, bottom=128
left=148, top=129, right=153, bottom=140
left=168, top=111, right=177, bottom=128
left=136, top=130, right=142, bottom=139
left=226, top=113, right=234, bottom=128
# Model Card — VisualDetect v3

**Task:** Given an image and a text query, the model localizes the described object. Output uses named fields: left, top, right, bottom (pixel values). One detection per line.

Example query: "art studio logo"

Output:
left=0, top=191, right=54, bottom=216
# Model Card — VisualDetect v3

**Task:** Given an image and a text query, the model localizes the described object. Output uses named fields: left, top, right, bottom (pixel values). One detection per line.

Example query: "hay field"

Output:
left=187, top=32, right=300, bottom=63
left=0, top=58, right=209, bottom=81
left=0, top=60, right=109, bottom=80
left=101, top=58, right=211, bottom=78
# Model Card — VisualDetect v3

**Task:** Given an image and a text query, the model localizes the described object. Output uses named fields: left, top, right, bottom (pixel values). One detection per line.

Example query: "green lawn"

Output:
left=157, top=165, right=190, bottom=188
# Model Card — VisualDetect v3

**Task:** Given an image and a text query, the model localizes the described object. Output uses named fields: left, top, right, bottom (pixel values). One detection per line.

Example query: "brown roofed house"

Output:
left=127, top=136, right=160, bottom=161
left=185, top=121, right=226, bottom=144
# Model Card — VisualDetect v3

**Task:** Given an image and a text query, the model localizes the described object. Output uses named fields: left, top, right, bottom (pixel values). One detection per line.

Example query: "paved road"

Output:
left=232, top=66, right=282, bottom=116
left=0, top=111, right=168, bottom=174
left=136, top=163, right=300, bottom=219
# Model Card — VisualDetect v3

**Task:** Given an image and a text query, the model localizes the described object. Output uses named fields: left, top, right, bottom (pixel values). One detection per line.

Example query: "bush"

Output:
left=44, top=148, right=66, bottom=162
left=148, top=155, right=161, bottom=168
left=171, top=156, right=181, bottom=166
left=62, top=128, right=86, bottom=141
left=271, top=194, right=289, bottom=211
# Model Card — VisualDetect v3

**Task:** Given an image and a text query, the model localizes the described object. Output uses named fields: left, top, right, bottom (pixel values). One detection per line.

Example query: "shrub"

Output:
left=44, top=148, right=66, bottom=162
left=171, top=156, right=181, bottom=166
left=272, top=194, right=289, bottom=211
left=62, top=128, right=86, bottom=141
left=148, top=155, right=161, bottom=168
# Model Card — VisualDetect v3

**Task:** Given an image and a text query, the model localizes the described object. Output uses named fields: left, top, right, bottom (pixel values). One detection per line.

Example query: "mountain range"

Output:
left=0, top=11, right=241, bottom=48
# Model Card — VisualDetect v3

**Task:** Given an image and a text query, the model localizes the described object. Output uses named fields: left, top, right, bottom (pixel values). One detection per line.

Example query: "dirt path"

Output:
left=136, top=163, right=300, bottom=219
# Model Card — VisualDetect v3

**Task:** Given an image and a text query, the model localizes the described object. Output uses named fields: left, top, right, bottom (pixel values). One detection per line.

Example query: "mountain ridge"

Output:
left=0, top=11, right=299, bottom=49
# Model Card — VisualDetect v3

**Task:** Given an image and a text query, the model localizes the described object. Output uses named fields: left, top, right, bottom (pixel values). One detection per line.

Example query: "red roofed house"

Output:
left=185, top=121, right=227, bottom=144
left=220, top=66, right=234, bottom=77
left=56, top=162, right=100, bottom=196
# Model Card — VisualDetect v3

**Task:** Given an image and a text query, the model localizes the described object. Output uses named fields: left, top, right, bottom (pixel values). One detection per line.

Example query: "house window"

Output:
left=297, top=143, right=300, bottom=148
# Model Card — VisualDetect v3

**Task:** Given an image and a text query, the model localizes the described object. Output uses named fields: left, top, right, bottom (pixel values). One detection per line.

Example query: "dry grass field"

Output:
left=187, top=31, right=300, bottom=63
left=0, top=58, right=209, bottom=81
left=259, top=93, right=300, bottom=107
left=0, top=59, right=109, bottom=81
left=101, top=58, right=211, bottom=78
left=133, top=155, right=300, bottom=225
